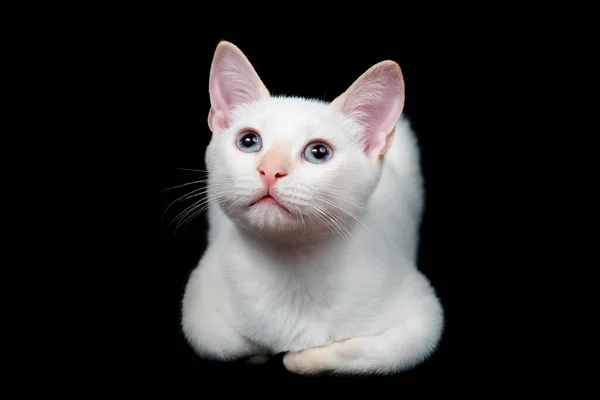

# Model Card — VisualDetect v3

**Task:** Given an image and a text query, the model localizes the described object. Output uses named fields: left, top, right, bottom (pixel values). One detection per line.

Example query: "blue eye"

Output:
left=236, top=131, right=262, bottom=153
left=303, top=141, right=333, bottom=164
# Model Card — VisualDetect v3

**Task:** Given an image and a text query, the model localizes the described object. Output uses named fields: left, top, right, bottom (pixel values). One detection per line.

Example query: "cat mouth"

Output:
left=249, top=194, right=292, bottom=215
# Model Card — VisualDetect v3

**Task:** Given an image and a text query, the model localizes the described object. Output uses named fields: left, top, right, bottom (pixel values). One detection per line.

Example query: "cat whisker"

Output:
left=162, top=187, right=208, bottom=221
left=180, top=198, right=239, bottom=235
left=312, top=194, right=369, bottom=230
left=162, top=176, right=240, bottom=192
left=173, top=199, right=223, bottom=235
left=317, top=208, right=350, bottom=241
left=295, top=204, right=306, bottom=233
left=168, top=190, right=232, bottom=232
left=173, top=191, right=230, bottom=224
left=321, top=205, right=354, bottom=240
left=222, top=199, right=241, bottom=218
left=324, top=210, right=353, bottom=241
left=161, top=179, right=209, bottom=192
left=303, top=207, right=338, bottom=240
left=286, top=186, right=367, bottom=211
left=176, top=167, right=210, bottom=173
left=162, top=183, right=236, bottom=221
left=177, top=202, right=214, bottom=233
left=308, top=203, right=351, bottom=241
left=288, top=188, right=364, bottom=224
left=173, top=187, right=258, bottom=234
left=318, top=192, right=368, bottom=211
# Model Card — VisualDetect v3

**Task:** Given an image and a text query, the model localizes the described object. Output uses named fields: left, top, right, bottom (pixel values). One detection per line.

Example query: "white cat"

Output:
left=181, top=41, right=444, bottom=375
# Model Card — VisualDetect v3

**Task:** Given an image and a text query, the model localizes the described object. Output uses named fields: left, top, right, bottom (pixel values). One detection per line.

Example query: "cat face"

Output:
left=205, top=42, right=405, bottom=240
left=205, top=97, right=380, bottom=237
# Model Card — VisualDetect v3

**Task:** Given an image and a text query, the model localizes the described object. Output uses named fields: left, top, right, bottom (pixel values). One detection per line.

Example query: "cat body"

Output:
left=181, top=42, right=444, bottom=375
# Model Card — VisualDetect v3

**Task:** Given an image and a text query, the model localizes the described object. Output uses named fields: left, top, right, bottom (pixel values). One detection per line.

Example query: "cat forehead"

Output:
left=237, top=97, right=335, bottom=133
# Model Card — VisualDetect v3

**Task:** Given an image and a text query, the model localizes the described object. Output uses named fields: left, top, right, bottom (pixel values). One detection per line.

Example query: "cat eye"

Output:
left=303, top=141, right=333, bottom=164
left=236, top=130, right=262, bottom=153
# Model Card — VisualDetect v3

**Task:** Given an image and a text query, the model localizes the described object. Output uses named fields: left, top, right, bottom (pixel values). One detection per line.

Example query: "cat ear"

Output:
left=331, top=61, right=405, bottom=160
left=208, top=41, right=270, bottom=133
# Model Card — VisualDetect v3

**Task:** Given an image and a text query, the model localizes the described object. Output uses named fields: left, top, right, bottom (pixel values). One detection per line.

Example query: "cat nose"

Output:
left=257, top=163, right=288, bottom=186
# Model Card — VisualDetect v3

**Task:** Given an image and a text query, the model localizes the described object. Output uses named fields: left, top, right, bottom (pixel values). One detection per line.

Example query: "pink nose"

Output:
left=257, top=163, right=288, bottom=186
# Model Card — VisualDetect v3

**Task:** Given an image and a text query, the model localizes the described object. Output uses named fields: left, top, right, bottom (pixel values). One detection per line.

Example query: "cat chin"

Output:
left=241, top=203, right=300, bottom=233
left=220, top=199, right=349, bottom=241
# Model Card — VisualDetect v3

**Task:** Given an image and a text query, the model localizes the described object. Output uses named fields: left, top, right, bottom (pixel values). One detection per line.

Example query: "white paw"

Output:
left=245, top=355, right=270, bottom=364
left=283, top=348, right=326, bottom=374
left=282, top=351, right=305, bottom=373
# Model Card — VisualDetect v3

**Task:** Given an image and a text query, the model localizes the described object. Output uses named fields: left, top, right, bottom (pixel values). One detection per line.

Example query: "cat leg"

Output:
left=182, top=268, right=264, bottom=362
left=182, top=295, right=262, bottom=362
left=283, top=298, right=444, bottom=375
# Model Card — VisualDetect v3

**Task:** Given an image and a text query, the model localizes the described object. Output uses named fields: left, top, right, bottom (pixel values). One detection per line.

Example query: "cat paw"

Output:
left=283, top=347, right=329, bottom=375
left=244, top=355, right=270, bottom=364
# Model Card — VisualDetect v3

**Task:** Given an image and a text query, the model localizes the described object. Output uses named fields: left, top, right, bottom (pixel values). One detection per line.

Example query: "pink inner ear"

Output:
left=208, top=107, right=224, bottom=133
left=208, top=42, right=269, bottom=133
left=378, top=128, right=396, bottom=158
left=332, top=61, right=405, bottom=158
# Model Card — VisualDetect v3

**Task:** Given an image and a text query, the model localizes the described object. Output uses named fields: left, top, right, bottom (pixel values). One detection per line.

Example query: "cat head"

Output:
left=205, top=41, right=404, bottom=241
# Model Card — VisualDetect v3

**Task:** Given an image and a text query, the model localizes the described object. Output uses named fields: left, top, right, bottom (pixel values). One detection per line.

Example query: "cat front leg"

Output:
left=182, top=291, right=262, bottom=362
left=283, top=298, right=444, bottom=375
left=182, top=266, right=265, bottom=362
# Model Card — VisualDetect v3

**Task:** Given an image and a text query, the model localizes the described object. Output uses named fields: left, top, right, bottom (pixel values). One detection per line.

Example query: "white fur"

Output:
left=181, top=46, right=444, bottom=376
